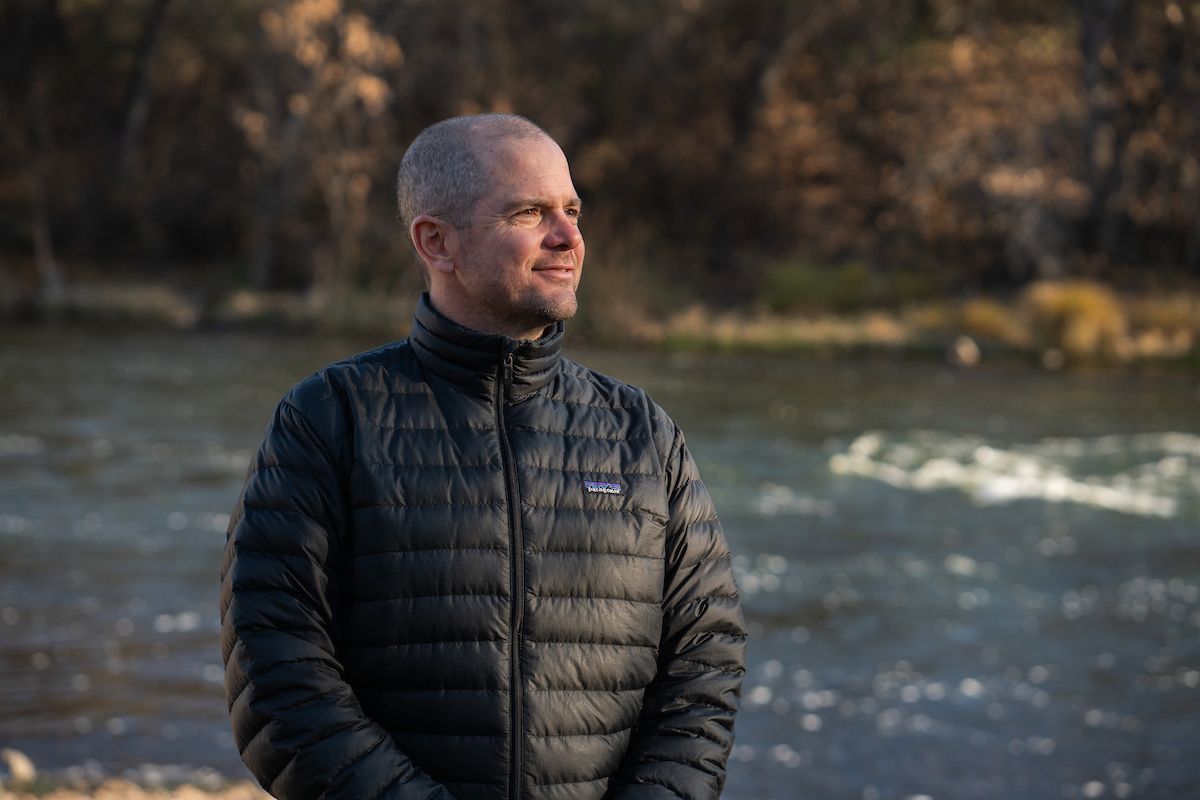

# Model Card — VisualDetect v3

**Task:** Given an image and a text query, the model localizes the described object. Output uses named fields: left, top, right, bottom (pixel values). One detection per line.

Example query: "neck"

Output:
left=426, top=290, right=549, bottom=341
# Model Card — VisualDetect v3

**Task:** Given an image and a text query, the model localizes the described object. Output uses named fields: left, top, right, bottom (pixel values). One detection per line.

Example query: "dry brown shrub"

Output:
left=960, top=298, right=1032, bottom=347
left=1020, top=281, right=1132, bottom=360
left=1127, top=293, right=1200, bottom=335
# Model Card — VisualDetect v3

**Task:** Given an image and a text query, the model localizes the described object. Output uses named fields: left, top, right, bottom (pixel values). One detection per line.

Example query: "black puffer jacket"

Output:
left=220, top=296, right=746, bottom=800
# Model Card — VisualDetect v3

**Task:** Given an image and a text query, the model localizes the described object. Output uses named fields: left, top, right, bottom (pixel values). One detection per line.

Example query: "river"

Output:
left=0, top=326, right=1197, bottom=799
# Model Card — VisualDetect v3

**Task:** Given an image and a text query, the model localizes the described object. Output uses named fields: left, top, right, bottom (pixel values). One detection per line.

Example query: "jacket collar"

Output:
left=408, top=293, right=563, bottom=399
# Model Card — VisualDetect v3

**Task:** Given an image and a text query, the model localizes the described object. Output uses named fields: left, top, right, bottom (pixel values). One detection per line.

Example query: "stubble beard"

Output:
left=486, top=252, right=581, bottom=336
left=507, top=286, right=578, bottom=336
left=456, top=233, right=581, bottom=337
left=461, top=270, right=578, bottom=338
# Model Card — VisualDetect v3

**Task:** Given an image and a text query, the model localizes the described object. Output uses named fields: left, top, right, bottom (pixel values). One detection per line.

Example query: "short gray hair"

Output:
left=396, top=113, right=551, bottom=233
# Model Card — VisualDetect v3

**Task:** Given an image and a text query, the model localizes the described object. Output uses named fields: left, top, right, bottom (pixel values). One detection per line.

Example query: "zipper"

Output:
left=496, top=350, right=523, bottom=800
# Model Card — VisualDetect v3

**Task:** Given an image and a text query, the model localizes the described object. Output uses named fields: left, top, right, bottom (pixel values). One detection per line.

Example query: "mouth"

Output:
left=533, top=265, right=575, bottom=280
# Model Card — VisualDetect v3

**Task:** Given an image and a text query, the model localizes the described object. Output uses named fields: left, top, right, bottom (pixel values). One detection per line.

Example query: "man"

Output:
left=220, top=114, right=745, bottom=800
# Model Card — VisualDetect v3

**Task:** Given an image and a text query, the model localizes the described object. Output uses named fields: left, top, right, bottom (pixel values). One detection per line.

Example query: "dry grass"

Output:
left=1020, top=281, right=1131, bottom=360
left=961, top=298, right=1033, bottom=349
left=630, top=305, right=914, bottom=352
left=48, top=284, right=201, bottom=329
left=7, top=281, right=416, bottom=338
left=217, top=289, right=414, bottom=338
left=6, top=277, right=1200, bottom=366
left=624, top=280, right=1200, bottom=364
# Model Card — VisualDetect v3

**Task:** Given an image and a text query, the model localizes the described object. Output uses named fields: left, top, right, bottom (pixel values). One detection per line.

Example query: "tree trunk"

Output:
left=1077, top=0, right=1136, bottom=267
left=69, top=0, right=172, bottom=258
left=115, top=0, right=173, bottom=182
left=706, top=0, right=841, bottom=296
left=248, top=86, right=311, bottom=291
left=30, top=63, right=64, bottom=304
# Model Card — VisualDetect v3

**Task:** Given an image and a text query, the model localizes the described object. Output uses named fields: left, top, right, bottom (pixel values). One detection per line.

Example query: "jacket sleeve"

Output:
left=606, top=424, right=747, bottom=800
left=220, top=391, right=456, bottom=800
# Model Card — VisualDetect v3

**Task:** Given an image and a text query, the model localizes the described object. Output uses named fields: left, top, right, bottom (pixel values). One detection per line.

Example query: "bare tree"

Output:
left=0, top=0, right=65, bottom=303
left=114, top=0, right=174, bottom=183
left=239, top=0, right=402, bottom=292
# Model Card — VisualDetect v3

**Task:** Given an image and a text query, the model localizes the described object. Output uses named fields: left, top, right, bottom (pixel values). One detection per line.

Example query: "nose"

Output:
left=545, top=209, right=583, bottom=251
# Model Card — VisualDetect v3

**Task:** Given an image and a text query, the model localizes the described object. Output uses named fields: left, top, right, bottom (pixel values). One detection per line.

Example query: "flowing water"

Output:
left=1, top=326, right=1198, bottom=799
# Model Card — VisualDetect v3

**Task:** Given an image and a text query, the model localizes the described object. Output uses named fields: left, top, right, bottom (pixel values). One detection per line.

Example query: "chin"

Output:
left=533, top=293, right=579, bottom=324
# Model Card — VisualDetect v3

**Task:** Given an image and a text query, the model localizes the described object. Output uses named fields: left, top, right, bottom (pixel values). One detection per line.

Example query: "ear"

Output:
left=411, top=215, right=459, bottom=275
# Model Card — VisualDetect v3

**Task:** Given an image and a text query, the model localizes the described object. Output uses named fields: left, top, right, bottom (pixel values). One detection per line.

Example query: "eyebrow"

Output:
left=501, top=196, right=583, bottom=214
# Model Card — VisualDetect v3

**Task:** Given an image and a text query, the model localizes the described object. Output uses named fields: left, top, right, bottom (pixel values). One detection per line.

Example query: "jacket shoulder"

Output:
left=275, top=340, right=421, bottom=448
left=281, top=339, right=418, bottom=413
left=557, top=359, right=678, bottom=453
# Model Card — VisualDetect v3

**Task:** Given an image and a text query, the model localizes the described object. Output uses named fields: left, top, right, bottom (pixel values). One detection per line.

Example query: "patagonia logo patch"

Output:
left=583, top=480, right=624, bottom=496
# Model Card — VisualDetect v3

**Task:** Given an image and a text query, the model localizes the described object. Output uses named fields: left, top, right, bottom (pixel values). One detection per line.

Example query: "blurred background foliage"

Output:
left=0, top=0, right=1198, bottom=342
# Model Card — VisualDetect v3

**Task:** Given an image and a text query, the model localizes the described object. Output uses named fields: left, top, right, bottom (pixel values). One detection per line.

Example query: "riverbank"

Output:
left=0, top=780, right=267, bottom=800
left=4, top=274, right=1199, bottom=368
left=0, top=751, right=265, bottom=800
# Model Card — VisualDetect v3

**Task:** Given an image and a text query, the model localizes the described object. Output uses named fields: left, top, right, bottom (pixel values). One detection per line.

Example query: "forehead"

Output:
left=476, top=136, right=578, bottom=207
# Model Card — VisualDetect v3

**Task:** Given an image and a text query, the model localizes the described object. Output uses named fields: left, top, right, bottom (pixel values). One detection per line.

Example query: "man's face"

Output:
left=451, top=135, right=584, bottom=339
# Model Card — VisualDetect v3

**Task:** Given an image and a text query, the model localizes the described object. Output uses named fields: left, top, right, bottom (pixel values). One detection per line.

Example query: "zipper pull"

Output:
left=503, top=353, right=514, bottom=386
